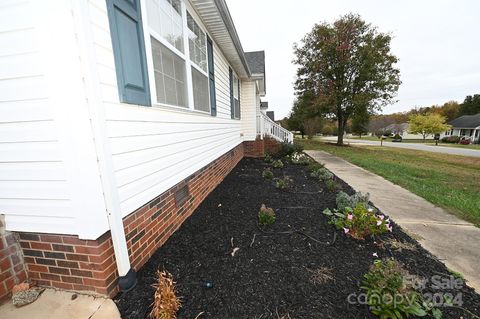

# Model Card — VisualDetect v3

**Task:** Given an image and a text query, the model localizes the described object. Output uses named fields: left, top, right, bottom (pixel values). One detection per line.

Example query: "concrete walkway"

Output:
left=306, top=150, right=480, bottom=292
left=0, top=289, right=121, bottom=319
left=320, top=136, right=480, bottom=158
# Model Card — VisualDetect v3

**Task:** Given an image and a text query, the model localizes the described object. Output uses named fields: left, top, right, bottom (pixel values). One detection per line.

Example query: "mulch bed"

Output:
left=115, top=158, right=480, bottom=318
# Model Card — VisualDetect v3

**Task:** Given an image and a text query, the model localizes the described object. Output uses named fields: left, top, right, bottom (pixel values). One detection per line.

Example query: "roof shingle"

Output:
left=245, top=51, right=265, bottom=74
left=449, top=113, right=480, bottom=128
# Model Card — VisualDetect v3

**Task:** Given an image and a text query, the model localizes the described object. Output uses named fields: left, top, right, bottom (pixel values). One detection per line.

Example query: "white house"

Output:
left=442, top=113, right=480, bottom=143
left=0, top=0, right=292, bottom=298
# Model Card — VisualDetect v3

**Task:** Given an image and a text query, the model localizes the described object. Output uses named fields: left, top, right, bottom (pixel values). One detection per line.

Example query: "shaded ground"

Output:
left=115, top=158, right=480, bottom=318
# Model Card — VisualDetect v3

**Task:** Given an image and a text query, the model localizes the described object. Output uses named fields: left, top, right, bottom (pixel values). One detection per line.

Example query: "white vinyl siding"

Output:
left=88, top=0, right=245, bottom=216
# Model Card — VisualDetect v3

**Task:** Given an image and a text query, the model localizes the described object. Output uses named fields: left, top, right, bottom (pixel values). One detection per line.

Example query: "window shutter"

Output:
left=229, top=67, right=234, bottom=119
left=207, top=36, right=216, bottom=116
left=106, top=0, right=151, bottom=106
left=237, top=78, right=241, bottom=119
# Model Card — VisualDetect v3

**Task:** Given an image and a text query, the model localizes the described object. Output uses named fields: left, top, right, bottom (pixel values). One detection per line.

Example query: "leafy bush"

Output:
left=272, top=159, right=284, bottom=169
left=275, top=176, right=292, bottom=189
left=264, top=153, right=273, bottom=163
left=336, top=191, right=371, bottom=212
left=276, top=142, right=304, bottom=158
left=362, top=259, right=442, bottom=319
left=288, top=152, right=312, bottom=165
left=459, top=138, right=471, bottom=145
left=441, top=136, right=460, bottom=143
left=150, top=270, right=181, bottom=319
left=392, top=134, right=402, bottom=142
left=262, top=168, right=274, bottom=179
left=323, top=203, right=391, bottom=240
left=310, top=167, right=333, bottom=181
left=308, top=161, right=325, bottom=172
left=258, top=204, right=276, bottom=225
left=325, top=179, right=340, bottom=192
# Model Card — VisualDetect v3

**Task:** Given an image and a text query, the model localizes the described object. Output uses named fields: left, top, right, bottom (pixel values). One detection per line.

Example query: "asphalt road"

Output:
left=320, top=137, right=480, bottom=158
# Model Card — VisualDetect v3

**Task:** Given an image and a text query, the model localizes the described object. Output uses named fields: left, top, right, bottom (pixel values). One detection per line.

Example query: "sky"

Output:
left=225, top=0, right=480, bottom=119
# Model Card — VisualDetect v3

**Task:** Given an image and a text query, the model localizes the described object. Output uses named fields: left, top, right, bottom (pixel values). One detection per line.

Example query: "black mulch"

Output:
left=114, top=158, right=480, bottom=319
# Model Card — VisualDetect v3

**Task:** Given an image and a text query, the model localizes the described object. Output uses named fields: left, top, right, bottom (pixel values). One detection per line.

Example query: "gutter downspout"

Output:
left=71, top=0, right=136, bottom=291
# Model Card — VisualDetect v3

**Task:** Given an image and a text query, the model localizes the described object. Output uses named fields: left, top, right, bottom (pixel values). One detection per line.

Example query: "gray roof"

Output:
left=260, top=101, right=268, bottom=109
left=449, top=113, right=480, bottom=128
left=245, top=51, right=265, bottom=74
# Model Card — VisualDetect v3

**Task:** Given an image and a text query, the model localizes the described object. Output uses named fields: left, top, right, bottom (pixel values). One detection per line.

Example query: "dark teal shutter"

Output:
left=106, top=0, right=151, bottom=106
left=207, top=36, right=216, bottom=116
left=237, top=78, right=241, bottom=119
left=229, top=67, right=234, bottom=119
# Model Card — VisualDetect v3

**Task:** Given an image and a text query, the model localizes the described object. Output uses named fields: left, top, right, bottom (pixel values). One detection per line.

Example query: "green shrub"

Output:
left=336, top=191, right=371, bottom=212
left=264, top=153, right=273, bottom=163
left=441, top=136, right=460, bottom=143
left=258, top=204, right=276, bottom=225
left=310, top=167, right=333, bottom=181
left=271, top=159, right=284, bottom=169
left=288, top=152, right=312, bottom=165
left=262, top=168, right=274, bottom=179
left=362, top=259, right=442, bottom=319
left=308, top=162, right=325, bottom=172
left=275, top=142, right=304, bottom=158
left=325, top=179, right=340, bottom=192
left=275, top=176, right=292, bottom=189
left=323, top=203, right=391, bottom=240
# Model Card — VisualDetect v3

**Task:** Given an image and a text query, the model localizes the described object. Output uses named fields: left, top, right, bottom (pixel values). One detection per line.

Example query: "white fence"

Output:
left=256, top=112, right=293, bottom=143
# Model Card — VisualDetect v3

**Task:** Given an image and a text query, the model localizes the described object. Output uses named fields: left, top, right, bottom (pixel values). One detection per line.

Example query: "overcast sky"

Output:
left=225, top=0, right=480, bottom=119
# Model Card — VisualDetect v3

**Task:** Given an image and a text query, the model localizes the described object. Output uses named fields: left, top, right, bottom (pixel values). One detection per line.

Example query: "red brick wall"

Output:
left=0, top=215, right=27, bottom=301
left=12, top=143, right=244, bottom=297
left=244, top=136, right=281, bottom=157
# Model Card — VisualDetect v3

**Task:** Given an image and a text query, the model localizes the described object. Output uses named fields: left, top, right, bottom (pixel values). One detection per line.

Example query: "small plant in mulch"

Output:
left=387, top=238, right=416, bottom=252
left=325, top=179, right=341, bottom=192
left=275, top=176, right=293, bottom=189
left=262, top=168, right=274, bottom=179
left=323, top=203, right=391, bottom=240
left=275, top=141, right=304, bottom=158
left=264, top=153, right=273, bottom=163
left=287, top=152, right=312, bottom=165
left=308, top=161, right=325, bottom=172
left=271, top=159, right=284, bottom=169
left=362, top=259, right=442, bottom=319
left=310, top=167, right=333, bottom=181
left=150, top=270, right=181, bottom=319
left=258, top=204, right=276, bottom=225
left=336, top=191, right=372, bottom=212
left=307, top=266, right=334, bottom=285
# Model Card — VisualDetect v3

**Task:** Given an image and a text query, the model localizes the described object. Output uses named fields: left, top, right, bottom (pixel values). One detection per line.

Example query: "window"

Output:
left=230, top=68, right=240, bottom=119
left=144, top=0, right=218, bottom=115
left=151, top=37, right=188, bottom=107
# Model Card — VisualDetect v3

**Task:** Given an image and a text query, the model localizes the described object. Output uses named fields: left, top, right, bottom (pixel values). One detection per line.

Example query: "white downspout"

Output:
left=70, top=0, right=134, bottom=288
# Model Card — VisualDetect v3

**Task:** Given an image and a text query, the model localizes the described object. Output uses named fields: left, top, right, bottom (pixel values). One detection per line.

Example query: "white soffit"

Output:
left=190, top=0, right=250, bottom=79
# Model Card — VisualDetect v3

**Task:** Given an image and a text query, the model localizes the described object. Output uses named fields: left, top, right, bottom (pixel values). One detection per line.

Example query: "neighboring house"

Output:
left=442, top=113, right=480, bottom=143
left=382, top=123, right=425, bottom=139
left=0, top=0, right=292, bottom=299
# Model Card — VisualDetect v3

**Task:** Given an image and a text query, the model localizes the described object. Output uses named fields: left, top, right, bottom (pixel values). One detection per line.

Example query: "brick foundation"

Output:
left=0, top=215, right=27, bottom=301
left=11, top=143, right=244, bottom=297
left=244, top=136, right=281, bottom=157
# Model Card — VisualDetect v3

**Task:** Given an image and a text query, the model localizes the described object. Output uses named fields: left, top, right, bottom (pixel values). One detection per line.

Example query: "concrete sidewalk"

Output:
left=0, top=289, right=121, bottom=319
left=306, top=150, right=480, bottom=292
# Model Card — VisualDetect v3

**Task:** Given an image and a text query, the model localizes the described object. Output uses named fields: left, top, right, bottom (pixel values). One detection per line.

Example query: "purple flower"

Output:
left=376, top=220, right=382, bottom=226
left=343, top=228, right=349, bottom=234
left=387, top=225, right=393, bottom=232
left=379, top=215, right=385, bottom=220
left=347, top=214, right=353, bottom=220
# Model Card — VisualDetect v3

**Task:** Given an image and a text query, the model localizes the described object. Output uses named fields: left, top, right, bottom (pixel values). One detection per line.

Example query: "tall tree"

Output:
left=351, top=109, right=370, bottom=138
left=293, top=13, right=401, bottom=145
left=408, top=113, right=451, bottom=142
left=459, top=94, right=480, bottom=116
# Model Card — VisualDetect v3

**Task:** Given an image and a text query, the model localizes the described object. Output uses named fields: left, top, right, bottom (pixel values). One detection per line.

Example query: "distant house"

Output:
left=443, top=113, right=480, bottom=143
left=0, top=0, right=292, bottom=300
left=382, top=123, right=425, bottom=139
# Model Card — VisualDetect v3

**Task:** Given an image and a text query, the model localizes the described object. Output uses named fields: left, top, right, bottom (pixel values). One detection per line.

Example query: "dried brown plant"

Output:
left=150, top=270, right=181, bottom=319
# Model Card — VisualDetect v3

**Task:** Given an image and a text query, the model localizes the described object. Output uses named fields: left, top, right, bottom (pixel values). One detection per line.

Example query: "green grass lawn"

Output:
left=298, top=139, right=480, bottom=226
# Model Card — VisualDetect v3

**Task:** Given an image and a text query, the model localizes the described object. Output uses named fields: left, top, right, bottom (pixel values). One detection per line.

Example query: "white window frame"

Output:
left=140, top=0, right=211, bottom=114
left=232, top=72, right=240, bottom=120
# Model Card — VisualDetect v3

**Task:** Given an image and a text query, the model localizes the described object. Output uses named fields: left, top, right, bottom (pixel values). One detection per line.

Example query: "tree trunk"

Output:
left=337, top=118, right=345, bottom=146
